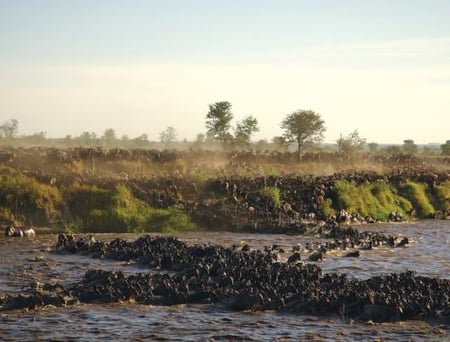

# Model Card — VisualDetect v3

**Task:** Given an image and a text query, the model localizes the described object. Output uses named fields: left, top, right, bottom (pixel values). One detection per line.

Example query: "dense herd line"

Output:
left=1, top=229, right=448, bottom=324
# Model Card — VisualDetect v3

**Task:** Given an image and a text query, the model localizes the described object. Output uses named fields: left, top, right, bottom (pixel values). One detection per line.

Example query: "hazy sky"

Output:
left=1, top=0, right=449, bottom=144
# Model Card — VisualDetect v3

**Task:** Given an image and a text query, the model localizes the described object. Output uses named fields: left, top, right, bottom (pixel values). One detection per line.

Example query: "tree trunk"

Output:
left=297, top=140, right=303, bottom=161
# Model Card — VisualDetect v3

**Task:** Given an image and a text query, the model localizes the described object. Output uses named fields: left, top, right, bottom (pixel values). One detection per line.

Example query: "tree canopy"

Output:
left=0, top=119, right=19, bottom=139
left=234, top=116, right=259, bottom=148
left=281, top=110, right=326, bottom=158
left=205, top=101, right=234, bottom=146
left=159, top=126, right=178, bottom=146
left=337, top=130, right=366, bottom=155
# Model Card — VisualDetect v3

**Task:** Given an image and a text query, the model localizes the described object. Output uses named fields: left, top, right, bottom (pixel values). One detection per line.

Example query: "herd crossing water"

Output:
left=0, top=220, right=449, bottom=341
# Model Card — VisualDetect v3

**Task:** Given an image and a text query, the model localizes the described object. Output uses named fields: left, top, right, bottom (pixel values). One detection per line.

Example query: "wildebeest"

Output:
left=4, top=225, right=36, bottom=238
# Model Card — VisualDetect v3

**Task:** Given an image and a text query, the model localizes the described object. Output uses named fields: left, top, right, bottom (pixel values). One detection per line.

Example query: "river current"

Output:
left=1, top=220, right=449, bottom=341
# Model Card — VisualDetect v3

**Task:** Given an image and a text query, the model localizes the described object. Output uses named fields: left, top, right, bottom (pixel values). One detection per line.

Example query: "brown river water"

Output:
left=1, top=220, right=449, bottom=341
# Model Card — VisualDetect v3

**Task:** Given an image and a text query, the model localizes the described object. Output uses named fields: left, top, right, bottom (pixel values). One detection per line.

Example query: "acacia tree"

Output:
left=441, top=140, right=450, bottom=156
left=234, top=116, right=259, bottom=149
left=403, top=139, right=418, bottom=154
left=337, top=130, right=366, bottom=155
left=102, top=128, right=117, bottom=148
left=159, top=126, right=177, bottom=147
left=281, top=110, right=326, bottom=159
left=205, top=101, right=234, bottom=146
left=0, top=119, right=19, bottom=139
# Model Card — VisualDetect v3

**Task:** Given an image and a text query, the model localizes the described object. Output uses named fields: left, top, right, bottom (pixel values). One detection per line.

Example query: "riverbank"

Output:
left=0, top=147, right=449, bottom=234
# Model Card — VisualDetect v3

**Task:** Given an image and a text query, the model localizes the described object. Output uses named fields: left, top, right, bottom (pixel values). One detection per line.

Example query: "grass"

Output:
left=261, top=186, right=282, bottom=209
left=399, top=181, right=436, bottom=218
left=0, top=153, right=448, bottom=231
left=433, top=180, right=450, bottom=212
left=331, top=180, right=414, bottom=221
left=0, top=171, right=62, bottom=225
left=65, top=184, right=197, bottom=233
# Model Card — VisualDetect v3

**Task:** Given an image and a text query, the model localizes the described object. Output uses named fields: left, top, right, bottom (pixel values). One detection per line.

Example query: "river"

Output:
left=1, top=220, right=449, bottom=341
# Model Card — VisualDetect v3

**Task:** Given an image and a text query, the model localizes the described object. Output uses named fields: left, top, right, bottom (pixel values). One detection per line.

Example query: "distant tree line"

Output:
left=0, top=102, right=449, bottom=156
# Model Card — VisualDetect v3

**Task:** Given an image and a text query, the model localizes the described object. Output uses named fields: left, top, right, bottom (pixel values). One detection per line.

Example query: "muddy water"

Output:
left=1, top=221, right=449, bottom=341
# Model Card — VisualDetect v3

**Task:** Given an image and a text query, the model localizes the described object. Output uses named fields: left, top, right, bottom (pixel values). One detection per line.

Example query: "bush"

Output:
left=332, top=180, right=412, bottom=221
left=399, top=182, right=435, bottom=218
left=261, top=186, right=282, bottom=208
left=319, top=198, right=336, bottom=218
left=0, top=172, right=62, bottom=225
left=65, top=184, right=197, bottom=233
left=434, top=181, right=450, bottom=212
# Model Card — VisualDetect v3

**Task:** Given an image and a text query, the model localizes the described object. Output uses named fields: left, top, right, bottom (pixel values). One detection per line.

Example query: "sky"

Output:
left=0, top=0, right=449, bottom=144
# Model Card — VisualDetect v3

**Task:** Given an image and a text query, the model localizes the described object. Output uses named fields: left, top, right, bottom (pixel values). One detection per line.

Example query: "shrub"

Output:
left=0, top=172, right=62, bottom=225
left=332, top=180, right=412, bottom=221
left=261, top=186, right=282, bottom=208
left=319, top=198, right=336, bottom=218
left=434, top=181, right=450, bottom=212
left=65, top=184, right=197, bottom=233
left=399, top=182, right=435, bottom=217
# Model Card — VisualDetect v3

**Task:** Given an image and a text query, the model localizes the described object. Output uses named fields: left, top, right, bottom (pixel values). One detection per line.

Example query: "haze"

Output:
left=0, top=0, right=449, bottom=144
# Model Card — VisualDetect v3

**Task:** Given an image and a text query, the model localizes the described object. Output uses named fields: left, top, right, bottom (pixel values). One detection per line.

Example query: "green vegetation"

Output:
left=0, top=171, right=61, bottom=225
left=281, top=110, right=326, bottom=159
left=328, top=179, right=450, bottom=221
left=399, top=182, right=435, bottom=218
left=0, top=150, right=449, bottom=233
left=320, top=198, right=336, bottom=218
left=261, top=186, right=282, bottom=208
left=331, top=180, right=412, bottom=221
left=434, top=181, right=450, bottom=212
left=66, top=184, right=197, bottom=233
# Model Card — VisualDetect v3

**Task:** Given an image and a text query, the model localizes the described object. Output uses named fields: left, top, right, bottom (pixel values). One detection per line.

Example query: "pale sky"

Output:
left=0, top=0, right=449, bottom=144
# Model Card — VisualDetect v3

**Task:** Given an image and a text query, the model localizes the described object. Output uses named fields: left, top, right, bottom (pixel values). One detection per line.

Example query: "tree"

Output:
left=191, top=133, right=205, bottom=150
left=205, top=101, right=234, bottom=146
left=102, top=128, right=117, bottom=148
left=441, top=140, right=450, bottom=156
left=367, top=142, right=379, bottom=153
left=27, top=131, right=47, bottom=145
left=0, top=119, right=19, bottom=139
left=383, top=145, right=402, bottom=155
left=132, top=133, right=149, bottom=148
left=159, top=126, right=177, bottom=147
left=78, top=131, right=97, bottom=147
left=234, top=116, right=259, bottom=148
left=403, top=139, right=418, bottom=154
left=281, top=110, right=326, bottom=159
left=272, top=136, right=289, bottom=152
left=337, top=130, right=366, bottom=155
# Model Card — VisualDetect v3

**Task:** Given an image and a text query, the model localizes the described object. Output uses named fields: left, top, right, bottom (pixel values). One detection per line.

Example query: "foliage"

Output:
left=337, top=130, right=366, bottom=155
left=102, top=128, right=117, bottom=148
left=434, top=181, right=450, bottom=211
left=0, top=119, right=19, bottom=139
left=331, top=180, right=413, bottom=221
left=403, top=139, right=418, bottom=154
left=65, top=184, right=197, bottom=233
left=261, top=186, right=282, bottom=208
left=399, top=182, right=435, bottom=218
left=160, top=126, right=178, bottom=146
left=441, top=141, right=450, bottom=156
left=367, top=142, right=379, bottom=153
left=205, top=101, right=234, bottom=146
left=281, top=110, right=326, bottom=158
left=271, top=136, right=289, bottom=152
left=0, top=172, right=62, bottom=225
left=234, top=116, right=259, bottom=148
left=320, top=198, right=336, bottom=217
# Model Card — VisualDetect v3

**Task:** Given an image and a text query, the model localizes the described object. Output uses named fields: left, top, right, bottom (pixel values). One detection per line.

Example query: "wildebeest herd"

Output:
left=0, top=226, right=449, bottom=325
